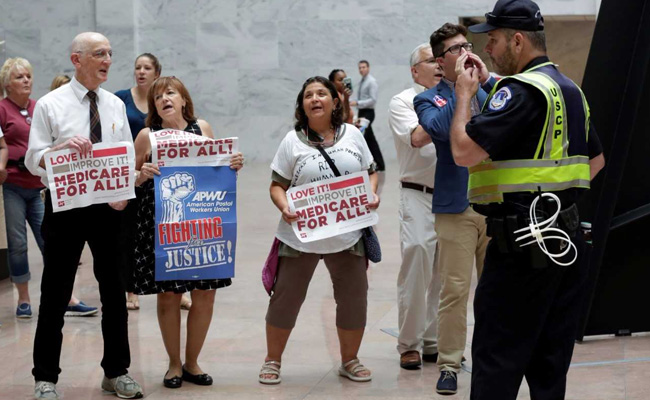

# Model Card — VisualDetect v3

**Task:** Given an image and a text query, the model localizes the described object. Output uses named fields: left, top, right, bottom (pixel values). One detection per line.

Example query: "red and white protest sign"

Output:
left=286, top=171, right=378, bottom=243
left=150, top=129, right=238, bottom=167
left=45, top=142, right=135, bottom=212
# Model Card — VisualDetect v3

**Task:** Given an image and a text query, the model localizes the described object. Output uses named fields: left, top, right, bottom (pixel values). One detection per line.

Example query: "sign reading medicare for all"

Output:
left=286, top=171, right=378, bottom=243
left=45, top=142, right=135, bottom=212
left=150, top=130, right=238, bottom=281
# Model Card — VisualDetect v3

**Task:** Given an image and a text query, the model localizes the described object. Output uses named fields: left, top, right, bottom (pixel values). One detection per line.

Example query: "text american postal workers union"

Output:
left=45, top=142, right=135, bottom=212
left=150, top=129, right=239, bottom=281
left=287, top=171, right=378, bottom=243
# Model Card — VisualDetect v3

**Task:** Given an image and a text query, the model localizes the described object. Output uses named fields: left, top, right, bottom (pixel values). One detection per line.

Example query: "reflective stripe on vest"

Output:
left=469, top=64, right=590, bottom=204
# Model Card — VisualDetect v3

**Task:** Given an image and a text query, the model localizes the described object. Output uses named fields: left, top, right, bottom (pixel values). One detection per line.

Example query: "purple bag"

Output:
left=262, top=238, right=281, bottom=295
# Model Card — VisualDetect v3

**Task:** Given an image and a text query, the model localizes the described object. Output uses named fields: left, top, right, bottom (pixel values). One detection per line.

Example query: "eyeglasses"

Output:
left=76, top=49, right=113, bottom=60
left=413, top=57, right=437, bottom=67
left=436, top=42, right=473, bottom=58
left=19, top=109, right=32, bottom=125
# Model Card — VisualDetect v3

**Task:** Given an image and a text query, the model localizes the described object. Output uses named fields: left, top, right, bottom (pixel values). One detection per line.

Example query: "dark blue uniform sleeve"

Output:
left=414, top=90, right=456, bottom=143
left=588, top=121, right=602, bottom=158
left=466, top=81, right=546, bottom=160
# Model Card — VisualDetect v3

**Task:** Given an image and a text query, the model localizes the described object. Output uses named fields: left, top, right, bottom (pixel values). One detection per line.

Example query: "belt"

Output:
left=7, top=158, right=27, bottom=170
left=486, top=203, right=580, bottom=257
left=401, top=181, right=433, bottom=194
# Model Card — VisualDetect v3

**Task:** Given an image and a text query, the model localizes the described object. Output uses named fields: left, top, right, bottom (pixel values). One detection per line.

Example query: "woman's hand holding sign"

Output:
left=368, top=192, right=380, bottom=210
left=136, top=162, right=161, bottom=186
left=281, top=206, right=300, bottom=224
left=230, top=152, right=244, bottom=171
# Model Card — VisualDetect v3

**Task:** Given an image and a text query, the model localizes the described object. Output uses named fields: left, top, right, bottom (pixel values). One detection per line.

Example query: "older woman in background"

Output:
left=259, top=76, right=379, bottom=385
left=328, top=69, right=354, bottom=124
left=132, top=76, right=243, bottom=389
left=0, top=58, right=96, bottom=318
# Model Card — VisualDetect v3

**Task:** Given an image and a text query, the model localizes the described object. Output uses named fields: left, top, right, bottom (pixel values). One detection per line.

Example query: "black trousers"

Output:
left=119, top=197, right=138, bottom=292
left=358, top=109, right=385, bottom=171
left=32, top=192, right=130, bottom=383
left=470, top=233, right=589, bottom=400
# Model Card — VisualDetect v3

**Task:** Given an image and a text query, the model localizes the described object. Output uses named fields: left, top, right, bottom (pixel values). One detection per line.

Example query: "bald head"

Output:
left=69, top=32, right=112, bottom=90
left=69, top=32, right=108, bottom=56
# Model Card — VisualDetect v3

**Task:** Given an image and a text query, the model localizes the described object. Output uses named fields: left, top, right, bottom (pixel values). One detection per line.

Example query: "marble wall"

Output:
left=0, top=0, right=599, bottom=162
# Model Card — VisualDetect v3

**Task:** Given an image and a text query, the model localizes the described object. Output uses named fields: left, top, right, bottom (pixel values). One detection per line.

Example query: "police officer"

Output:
left=448, top=0, right=605, bottom=399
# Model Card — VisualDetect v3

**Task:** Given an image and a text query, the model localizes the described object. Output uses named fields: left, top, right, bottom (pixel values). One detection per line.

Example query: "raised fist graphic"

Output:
left=160, top=172, right=195, bottom=223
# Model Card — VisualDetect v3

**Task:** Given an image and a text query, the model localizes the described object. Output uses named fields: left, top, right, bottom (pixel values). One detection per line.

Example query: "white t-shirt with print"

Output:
left=271, top=123, right=375, bottom=254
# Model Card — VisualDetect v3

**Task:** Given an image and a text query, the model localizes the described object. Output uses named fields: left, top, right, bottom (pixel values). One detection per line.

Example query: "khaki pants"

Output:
left=436, top=206, right=488, bottom=372
left=396, top=188, right=440, bottom=355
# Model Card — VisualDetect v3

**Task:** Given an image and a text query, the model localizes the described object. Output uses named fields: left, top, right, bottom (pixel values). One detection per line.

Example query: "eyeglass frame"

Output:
left=413, top=57, right=438, bottom=67
left=74, top=49, right=113, bottom=60
left=435, top=42, right=473, bottom=58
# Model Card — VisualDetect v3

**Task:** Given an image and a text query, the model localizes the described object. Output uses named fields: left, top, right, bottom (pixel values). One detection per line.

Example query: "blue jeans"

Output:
left=3, top=183, right=45, bottom=283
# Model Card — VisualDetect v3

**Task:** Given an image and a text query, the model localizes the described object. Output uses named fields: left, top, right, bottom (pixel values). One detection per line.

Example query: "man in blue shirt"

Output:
left=413, top=23, right=494, bottom=395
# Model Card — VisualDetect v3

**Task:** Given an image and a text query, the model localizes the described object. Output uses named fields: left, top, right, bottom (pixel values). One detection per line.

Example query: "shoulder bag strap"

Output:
left=315, top=145, right=341, bottom=177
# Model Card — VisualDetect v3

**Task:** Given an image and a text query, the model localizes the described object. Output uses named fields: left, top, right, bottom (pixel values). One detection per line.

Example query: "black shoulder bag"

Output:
left=315, top=145, right=382, bottom=263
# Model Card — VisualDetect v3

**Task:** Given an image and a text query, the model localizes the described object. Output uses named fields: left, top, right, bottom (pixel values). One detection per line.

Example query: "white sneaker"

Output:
left=34, top=381, right=59, bottom=399
left=101, top=374, right=143, bottom=399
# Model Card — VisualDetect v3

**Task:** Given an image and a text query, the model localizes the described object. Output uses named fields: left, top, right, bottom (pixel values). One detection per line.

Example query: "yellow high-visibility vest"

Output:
left=468, top=62, right=591, bottom=204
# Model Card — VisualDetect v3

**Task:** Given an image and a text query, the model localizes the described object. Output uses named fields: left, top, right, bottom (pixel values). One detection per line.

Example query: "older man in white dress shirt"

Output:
left=388, top=43, right=444, bottom=370
left=26, top=32, right=143, bottom=400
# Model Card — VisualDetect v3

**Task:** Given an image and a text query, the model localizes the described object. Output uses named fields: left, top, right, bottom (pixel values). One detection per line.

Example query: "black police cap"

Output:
left=469, top=0, right=544, bottom=33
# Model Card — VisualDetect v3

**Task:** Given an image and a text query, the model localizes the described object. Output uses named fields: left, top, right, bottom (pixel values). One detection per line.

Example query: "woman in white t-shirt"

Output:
left=259, top=76, right=379, bottom=385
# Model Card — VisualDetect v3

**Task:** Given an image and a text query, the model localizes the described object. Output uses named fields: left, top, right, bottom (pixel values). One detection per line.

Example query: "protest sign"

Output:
left=286, top=171, right=378, bottom=243
left=149, top=129, right=236, bottom=167
left=45, top=142, right=135, bottom=212
left=151, top=129, right=239, bottom=281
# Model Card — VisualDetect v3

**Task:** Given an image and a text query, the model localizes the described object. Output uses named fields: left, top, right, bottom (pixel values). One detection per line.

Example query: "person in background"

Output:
left=115, top=53, right=161, bottom=141
left=132, top=76, right=244, bottom=389
left=351, top=60, right=385, bottom=174
left=1, top=58, right=97, bottom=320
left=328, top=69, right=354, bottom=124
left=49, top=75, right=71, bottom=91
left=259, top=76, right=379, bottom=385
left=388, top=43, right=443, bottom=370
left=115, top=53, right=190, bottom=311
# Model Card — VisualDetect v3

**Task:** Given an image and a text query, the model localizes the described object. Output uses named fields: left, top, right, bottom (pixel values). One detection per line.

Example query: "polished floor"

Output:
left=1, top=162, right=648, bottom=400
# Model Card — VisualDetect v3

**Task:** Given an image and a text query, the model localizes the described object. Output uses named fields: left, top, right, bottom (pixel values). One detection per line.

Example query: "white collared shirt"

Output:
left=26, top=76, right=132, bottom=187
left=388, top=84, right=436, bottom=188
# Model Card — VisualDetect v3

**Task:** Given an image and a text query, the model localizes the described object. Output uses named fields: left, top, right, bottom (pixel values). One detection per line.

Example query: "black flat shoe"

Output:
left=163, top=371, right=183, bottom=389
left=182, top=366, right=213, bottom=386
